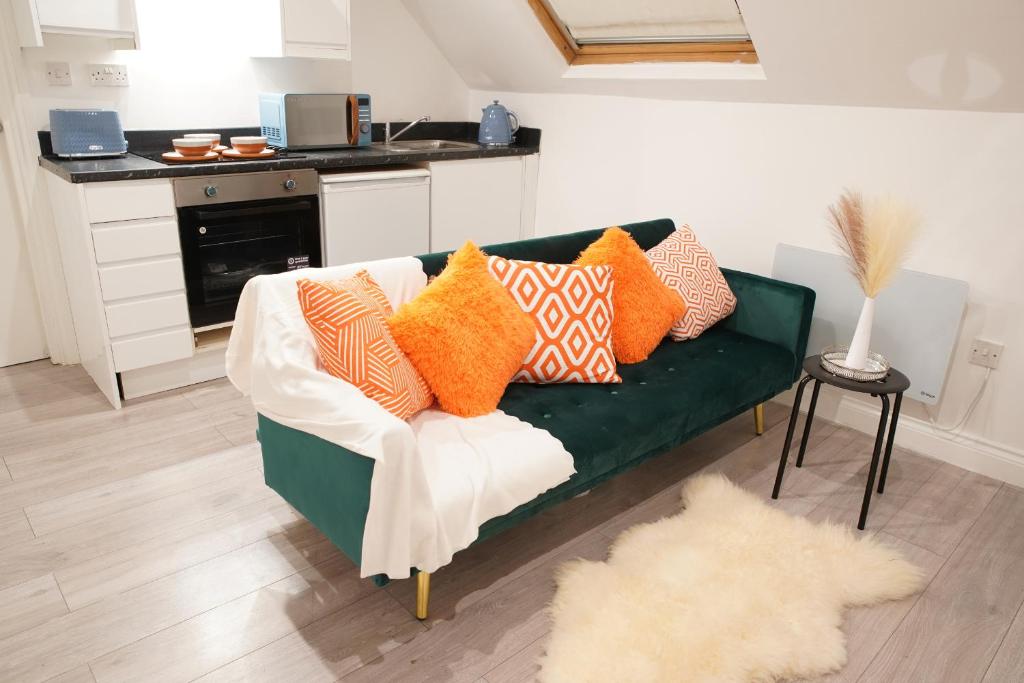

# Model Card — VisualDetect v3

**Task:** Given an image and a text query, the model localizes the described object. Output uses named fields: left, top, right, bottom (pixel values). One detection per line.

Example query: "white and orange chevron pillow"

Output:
left=297, top=271, right=433, bottom=420
left=488, top=256, right=620, bottom=384
left=646, top=226, right=737, bottom=340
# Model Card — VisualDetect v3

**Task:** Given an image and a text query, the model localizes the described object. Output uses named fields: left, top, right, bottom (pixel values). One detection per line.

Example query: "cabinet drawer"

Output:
left=105, top=293, right=189, bottom=338
left=92, top=219, right=181, bottom=264
left=85, top=180, right=175, bottom=224
left=111, top=327, right=194, bottom=372
left=98, top=257, right=185, bottom=302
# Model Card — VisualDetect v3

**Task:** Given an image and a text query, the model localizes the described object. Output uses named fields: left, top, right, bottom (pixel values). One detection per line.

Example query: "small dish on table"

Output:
left=172, top=137, right=214, bottom=156
left=221, top=148, right=276, bottom=160
left=161, top=150, right=219, bottom=163
left=184, top=133, right=228, bottom=153
left=230, top=136, right=268, bottom=154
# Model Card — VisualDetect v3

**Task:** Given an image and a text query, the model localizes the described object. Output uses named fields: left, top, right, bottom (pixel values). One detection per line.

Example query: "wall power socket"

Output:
left=87, top=63, right=129, bottom=86
left=969, top=338, right=1003, bottom=369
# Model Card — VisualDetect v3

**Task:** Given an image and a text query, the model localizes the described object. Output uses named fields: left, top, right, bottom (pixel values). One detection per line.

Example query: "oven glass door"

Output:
left=178, top=196, right=321, bottom=328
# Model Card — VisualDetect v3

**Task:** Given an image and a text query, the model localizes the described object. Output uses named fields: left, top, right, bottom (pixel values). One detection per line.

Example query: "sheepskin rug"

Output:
left=539, top=474, right=923, bottom=683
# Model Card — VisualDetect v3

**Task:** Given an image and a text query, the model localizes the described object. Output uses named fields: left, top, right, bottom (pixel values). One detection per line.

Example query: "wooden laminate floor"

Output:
left=1, top=359, right=1022, bottom=683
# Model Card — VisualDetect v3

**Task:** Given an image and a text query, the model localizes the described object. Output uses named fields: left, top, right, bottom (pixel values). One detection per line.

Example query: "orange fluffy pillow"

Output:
left=297, top=271, right=433, bottom=420
left=388, top=242, right=536, bottom=417
left=575, top=227, right=687, bottom=363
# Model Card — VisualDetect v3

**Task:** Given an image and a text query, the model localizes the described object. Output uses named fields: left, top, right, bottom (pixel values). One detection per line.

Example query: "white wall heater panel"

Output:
left=772, top=244, right=968, bottom=405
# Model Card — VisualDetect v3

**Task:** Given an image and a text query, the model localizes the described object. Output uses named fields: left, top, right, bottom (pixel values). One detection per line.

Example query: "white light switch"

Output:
left=46, top=61, right=72, bottom=86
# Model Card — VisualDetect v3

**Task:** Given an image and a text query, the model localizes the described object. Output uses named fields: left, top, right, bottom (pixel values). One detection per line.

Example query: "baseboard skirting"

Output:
left=775, top=387, right=1024, bottom=489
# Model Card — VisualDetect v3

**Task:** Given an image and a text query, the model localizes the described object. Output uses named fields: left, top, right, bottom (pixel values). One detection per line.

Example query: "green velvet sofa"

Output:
left=257, top=218, right=815, bottom=619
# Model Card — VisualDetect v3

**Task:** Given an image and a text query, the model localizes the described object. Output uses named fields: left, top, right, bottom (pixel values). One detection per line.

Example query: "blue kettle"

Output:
left=478, top=100, right=520, bottom=146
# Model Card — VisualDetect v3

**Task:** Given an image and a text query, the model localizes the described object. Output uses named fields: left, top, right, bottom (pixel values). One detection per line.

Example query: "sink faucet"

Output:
left=385, top=116, right=430, bottom=144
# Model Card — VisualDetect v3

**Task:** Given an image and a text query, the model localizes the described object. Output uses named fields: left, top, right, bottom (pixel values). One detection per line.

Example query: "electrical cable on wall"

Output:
left=925, top=368, right=992, bottom=435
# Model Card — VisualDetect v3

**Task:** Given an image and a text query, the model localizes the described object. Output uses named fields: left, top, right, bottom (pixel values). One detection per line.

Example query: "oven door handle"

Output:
left=193, top=200, right=314, bottom=221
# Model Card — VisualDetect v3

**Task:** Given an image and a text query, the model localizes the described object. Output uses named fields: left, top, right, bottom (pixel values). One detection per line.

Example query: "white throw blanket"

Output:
left=226, top=257, right=576, bottom=579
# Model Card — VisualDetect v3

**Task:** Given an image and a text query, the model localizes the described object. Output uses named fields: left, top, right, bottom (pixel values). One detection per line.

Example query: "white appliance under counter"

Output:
left=319, top=167, right=430, bottom=266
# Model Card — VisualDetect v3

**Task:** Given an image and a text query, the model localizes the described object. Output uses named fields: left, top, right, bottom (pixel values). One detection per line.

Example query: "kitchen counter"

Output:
left=38, top=122, right=540, bottom=183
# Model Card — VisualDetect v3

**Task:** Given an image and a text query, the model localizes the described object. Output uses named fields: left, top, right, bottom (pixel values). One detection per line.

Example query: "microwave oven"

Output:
left=258, top=93, right=371, bottom=150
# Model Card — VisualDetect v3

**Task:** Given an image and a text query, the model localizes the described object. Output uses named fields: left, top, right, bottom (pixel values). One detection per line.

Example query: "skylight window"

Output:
left=528, top=0, right=757, bottom=65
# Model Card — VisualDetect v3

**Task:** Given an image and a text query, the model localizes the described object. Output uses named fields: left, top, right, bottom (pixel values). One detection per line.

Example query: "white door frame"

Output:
left=0, top=2, right=78, bottom=364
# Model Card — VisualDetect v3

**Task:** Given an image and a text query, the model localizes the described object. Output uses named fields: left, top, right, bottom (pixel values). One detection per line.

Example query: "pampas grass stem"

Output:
left=828, top=190, right=920, bottom=298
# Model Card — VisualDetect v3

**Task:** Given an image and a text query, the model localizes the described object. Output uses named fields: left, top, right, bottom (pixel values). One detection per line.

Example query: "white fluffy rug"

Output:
left=539, top=474, right=923, bottom=683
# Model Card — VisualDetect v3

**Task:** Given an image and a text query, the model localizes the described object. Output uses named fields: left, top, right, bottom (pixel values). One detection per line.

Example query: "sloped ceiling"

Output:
left=403, top=0, right=1024, bottom=113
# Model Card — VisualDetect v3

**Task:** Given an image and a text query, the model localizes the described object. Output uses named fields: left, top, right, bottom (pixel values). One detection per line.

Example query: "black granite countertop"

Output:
left=38, top=122, right=540, bottom=183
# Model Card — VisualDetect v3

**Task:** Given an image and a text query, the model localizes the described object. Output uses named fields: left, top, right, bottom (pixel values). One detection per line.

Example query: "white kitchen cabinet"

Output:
left=14, top=0, right=140, bottom=48
left=91, top=218, right=179, bottom=264
left=97, top=257, right=185, bottom=302
left=254, top=0, right=351, bottom=60
left=428, top=156, right=537, bottom=252
left=84, top=180, right=174, bottom=224
left=45, top=175, right=193, bottom=409
left=111, top=328, right=194, bottom=373
left=320, top=168, right=430, bottom=266
left=105, top=293, right=189, bottom=338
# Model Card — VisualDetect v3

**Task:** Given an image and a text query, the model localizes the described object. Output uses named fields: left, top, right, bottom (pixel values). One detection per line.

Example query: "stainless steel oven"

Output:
left=174, top=170, right=321, bottom=329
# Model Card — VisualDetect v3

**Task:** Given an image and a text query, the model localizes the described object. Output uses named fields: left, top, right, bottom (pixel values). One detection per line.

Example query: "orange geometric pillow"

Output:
left=388, top=242, right=536, bottom=417
left=488, top=256, right=619, bottom=384
left=297, top=271, right=433, bottom=420
left=646, top=226, right=737, bottom=340
left=575, top=227, right=687, bottom=364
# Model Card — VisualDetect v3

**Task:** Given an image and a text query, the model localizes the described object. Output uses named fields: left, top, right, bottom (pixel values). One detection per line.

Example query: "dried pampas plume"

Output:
left=828, top=189, right=920, bottom=298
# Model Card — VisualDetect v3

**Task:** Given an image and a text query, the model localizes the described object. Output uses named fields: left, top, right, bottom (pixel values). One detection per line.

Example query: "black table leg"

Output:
left=795, top=379, right=822, bottom=468
left=877, top=392, right=903, bottom=494
left=858, top=394, right=890, bottom=530
left=772, top=374, right=813, bottom=499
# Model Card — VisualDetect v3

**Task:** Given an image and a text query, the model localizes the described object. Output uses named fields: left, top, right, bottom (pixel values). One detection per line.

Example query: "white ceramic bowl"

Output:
left=230, top=136, right=267, bottom=154
left=172, top=137, right=213, bottom=156
left=183, top=133, right=221, bottom=146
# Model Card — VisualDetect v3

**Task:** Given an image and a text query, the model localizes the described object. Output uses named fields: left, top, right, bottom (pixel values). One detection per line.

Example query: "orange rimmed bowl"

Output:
left=172, top=138, right=214, bottom=157
left=183, top=133, right=221, bottom=147
left=230, top=136, right=267, bottom=154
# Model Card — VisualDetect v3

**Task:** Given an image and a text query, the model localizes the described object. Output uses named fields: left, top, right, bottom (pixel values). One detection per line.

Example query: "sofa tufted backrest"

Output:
left=416, top=218, right=677, bottom=277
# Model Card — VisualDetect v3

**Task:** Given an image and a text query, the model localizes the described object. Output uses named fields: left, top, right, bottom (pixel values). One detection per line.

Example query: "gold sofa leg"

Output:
left=416, top=571, right=431, bottom=620
left=754, top=403, right=765, bottom=436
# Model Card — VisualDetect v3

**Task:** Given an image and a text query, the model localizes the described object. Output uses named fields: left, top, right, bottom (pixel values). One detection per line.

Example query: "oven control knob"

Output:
left=204, top=185, right=217, bottom=198
left=198, top=226, right=207, bottom=235
left=283, top=178, right=297, bottom=191
left=360, top=123, right=370, bottom=134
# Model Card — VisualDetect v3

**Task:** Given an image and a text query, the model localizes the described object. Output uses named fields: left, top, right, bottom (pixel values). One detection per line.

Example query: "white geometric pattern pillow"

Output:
left=646, top=226, right=737, bottom=340
left=487, top=256, right=620, bottom=384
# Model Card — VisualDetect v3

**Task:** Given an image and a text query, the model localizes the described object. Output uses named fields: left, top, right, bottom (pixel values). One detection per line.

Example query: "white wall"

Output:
left=472, top=89, right=1024, bottom=473
left=15, top=0, right=468, bottom=130
left=350, top=0, right=467, bottom=122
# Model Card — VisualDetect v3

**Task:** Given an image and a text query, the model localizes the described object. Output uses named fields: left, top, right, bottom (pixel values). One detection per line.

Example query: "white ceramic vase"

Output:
left=845, top=296, right=875, bottom=370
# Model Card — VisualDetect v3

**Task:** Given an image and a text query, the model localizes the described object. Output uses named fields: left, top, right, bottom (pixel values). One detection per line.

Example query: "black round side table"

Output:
left=772, top=355, right=911, bottom=530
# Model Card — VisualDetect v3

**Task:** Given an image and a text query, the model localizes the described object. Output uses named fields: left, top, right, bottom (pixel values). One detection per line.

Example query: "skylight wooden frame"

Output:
left=527, top=0, right=758, bottom=65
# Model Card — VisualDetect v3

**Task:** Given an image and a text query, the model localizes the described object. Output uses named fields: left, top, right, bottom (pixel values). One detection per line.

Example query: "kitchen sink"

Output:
left=372, top=139, right=480, bottom=152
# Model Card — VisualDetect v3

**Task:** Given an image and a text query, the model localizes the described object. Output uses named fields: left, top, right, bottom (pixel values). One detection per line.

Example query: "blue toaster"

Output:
left=49, top=109, right=128, bottom=158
